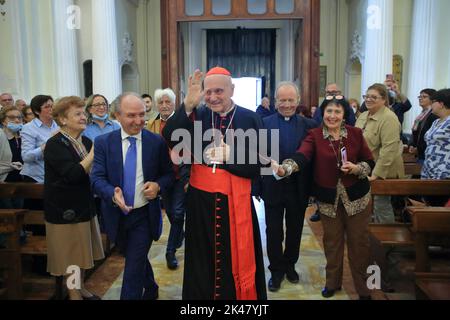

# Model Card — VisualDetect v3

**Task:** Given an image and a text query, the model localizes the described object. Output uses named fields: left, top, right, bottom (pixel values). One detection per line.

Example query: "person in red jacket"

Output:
left=273, top=97, right=375, bottom=300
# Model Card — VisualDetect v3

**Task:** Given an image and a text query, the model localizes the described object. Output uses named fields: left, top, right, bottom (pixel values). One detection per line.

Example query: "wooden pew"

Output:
left=409, top=206, right=450, bottom=300
left=370, top=179, right=450, bottom=198
left=402, top=147, right=422, bottom=176
left=0, top=182, right=110, bottom=299
left=415, top=273, right=450, bottom=300
left=0, top=183, right=47, bottom=255
left=0, top=183, right=49, bottom=299
left=368, top=179, right=450, bottom=292
left=408, top=206, right=450, bottom=272
left=0, top=209, right=27, bottom=299
left=369, top=179, right=450, bottom=246
left=404, top=163, right=422, bottom=176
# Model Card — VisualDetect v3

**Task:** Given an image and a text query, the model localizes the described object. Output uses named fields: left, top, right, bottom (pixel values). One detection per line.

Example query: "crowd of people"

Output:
left=0, top=69, right=449, bottom=301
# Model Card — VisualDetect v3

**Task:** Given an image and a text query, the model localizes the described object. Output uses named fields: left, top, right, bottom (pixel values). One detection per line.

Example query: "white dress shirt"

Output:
left=121, top=129, right=148, bottom=209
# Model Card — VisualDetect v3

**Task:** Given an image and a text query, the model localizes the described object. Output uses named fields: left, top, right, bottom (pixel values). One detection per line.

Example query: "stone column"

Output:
left=405, top=0, right=437, bottom=133
left=52, top=0, right=81, bottom=97
left=92, top=0, right=122, bottom=102
left=361, top=0, right=394, bottom=97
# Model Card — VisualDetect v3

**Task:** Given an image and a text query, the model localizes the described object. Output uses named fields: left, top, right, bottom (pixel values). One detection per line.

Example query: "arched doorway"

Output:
left=160, top=0, right=320, bottom=109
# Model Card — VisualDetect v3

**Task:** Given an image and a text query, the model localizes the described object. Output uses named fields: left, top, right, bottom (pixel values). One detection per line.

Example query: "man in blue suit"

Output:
left=261, top=82, right=317, bottom=292
left=91, top=93, right=174, bottom=300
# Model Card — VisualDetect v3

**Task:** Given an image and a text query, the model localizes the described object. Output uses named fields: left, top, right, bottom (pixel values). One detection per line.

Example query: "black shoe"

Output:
left=310, top=212, right=321, bottom=222
left=286, top=266, right=299, bottom=284
left=166, top=252, right=178, bottom=270
left=359, top=295, right=372, bottom=300
left=321, top=287, right=342, bottom=298
left=268, top=273, right=284, bottom=292
left=142, top=289, right=159, bottom=300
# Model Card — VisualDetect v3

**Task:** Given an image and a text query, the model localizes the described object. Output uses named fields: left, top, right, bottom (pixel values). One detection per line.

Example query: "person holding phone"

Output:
left=384, top=75, right=412, bottom=128
left=361, top=76, right=412, bottom=142
left=272, top=97, right=375, bottom=300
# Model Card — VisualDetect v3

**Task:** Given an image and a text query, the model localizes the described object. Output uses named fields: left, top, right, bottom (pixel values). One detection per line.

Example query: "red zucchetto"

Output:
left=206, top=67, right=231, bottom=77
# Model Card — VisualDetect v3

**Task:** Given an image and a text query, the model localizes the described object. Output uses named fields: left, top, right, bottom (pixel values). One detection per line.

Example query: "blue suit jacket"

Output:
left=259, top=113, right=317, bottom=205
left=90, top=129, right=174, bottom=243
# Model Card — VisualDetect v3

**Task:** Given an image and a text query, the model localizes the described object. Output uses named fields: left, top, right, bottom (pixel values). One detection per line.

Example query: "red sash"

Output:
left=190, top=164, right=257, bottom=300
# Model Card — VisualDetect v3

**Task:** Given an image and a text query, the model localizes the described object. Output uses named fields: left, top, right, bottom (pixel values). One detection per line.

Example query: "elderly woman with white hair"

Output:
left=146, top=88, right=189, bottom=270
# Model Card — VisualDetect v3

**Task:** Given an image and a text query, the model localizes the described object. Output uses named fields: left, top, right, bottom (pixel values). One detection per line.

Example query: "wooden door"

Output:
left=160, top=0, right=320, bottom=109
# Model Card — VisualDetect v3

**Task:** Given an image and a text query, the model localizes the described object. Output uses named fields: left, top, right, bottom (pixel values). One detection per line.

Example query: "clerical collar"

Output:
left=278, top=113, right=294, bottom=122
left=216, top=104, right=236, bottom=117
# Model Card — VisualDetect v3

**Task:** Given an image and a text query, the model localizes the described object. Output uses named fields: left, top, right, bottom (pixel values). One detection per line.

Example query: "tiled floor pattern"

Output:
left=100, top=199, right=350, bottom=300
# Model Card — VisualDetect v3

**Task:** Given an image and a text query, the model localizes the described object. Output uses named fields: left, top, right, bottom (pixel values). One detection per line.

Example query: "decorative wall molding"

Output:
left=121, top=32, right=134, bottom=64
left=349, top=30, right=364, bottom=62
left=0, top=0, right=7, bottom=20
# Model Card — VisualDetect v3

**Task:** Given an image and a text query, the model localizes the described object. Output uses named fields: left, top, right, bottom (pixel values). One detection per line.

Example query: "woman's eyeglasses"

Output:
left=7, top=115, right=23, bottom=121
left=363, top=95, right=381, bottom=101
left=91, top=102, right=108, bottom=108
left=42, top=103, right=53, bottom=109
left=418, top=95, right=430, bottom=99
left=325, top=95, right=344, bottom=101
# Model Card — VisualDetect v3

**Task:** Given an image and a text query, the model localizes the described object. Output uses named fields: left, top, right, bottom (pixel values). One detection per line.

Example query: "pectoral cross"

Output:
left=210, top=147, right=220, bottom=174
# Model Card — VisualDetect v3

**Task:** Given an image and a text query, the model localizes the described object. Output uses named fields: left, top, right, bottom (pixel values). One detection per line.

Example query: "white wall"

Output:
left=74, top=0, right=92, bottom=97
left=344, top=0, right=413, bottom=97
left=320, top=0, right=338, bottom=89
left=320, top=0, right=362, bottom=101
left=115, top=0, right=138, bottom=66
left=75, top=0, right=139, bottom=97
left=136, top=0, right=162, bottom=96
left=0, top=0, right=19, bottom=97
left=393, top=0, right=413, bottom=94
left=1, top=0, right=58, bottom=101
left=433, top=0, right=450, bottom=89
left=75, top=0, right=93, bottom=65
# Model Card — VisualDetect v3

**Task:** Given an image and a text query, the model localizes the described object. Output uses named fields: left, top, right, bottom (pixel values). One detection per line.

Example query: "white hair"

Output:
left=275, top=81, right=300, bottom=100
left=154, top=88, right=176, bottom=105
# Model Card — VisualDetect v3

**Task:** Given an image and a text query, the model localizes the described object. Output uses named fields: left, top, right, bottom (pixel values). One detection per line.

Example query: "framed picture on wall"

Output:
left=393, top=55, right=403, bottom=90
left=319, top=66, right=327, bottom=97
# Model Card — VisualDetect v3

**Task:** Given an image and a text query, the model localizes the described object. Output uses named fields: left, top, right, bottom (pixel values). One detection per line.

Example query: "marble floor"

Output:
left=97, top=199, right=352, bottom=300
left=20, top=199, right=450, bottom=300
